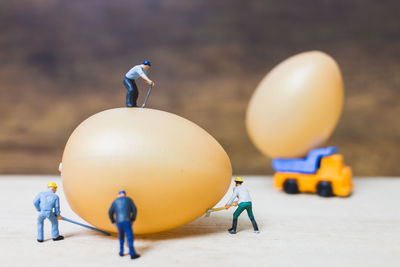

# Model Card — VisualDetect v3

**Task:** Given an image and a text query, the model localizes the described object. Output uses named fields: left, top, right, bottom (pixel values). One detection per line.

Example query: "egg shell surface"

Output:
left=61, top=108, right=232, bottom=234
left=246, top=51, right=344, bottom=158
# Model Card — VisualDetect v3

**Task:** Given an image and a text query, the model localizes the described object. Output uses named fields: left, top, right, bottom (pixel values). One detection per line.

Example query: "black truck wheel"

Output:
left=316, top=181, right=334, bottom=197
left=283, top=179, right=300, bottom=194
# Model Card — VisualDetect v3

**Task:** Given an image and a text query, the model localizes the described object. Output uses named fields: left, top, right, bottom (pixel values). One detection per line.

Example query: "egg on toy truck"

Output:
left=272, top=147, right=353, bottom=197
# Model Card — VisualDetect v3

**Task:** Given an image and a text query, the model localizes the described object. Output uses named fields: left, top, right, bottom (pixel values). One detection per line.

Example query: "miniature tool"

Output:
left=142, top=85, right=153, bottom=108
left=60, top=216, right=110, bottom=236
left=205, top=203, right=236, bottom=217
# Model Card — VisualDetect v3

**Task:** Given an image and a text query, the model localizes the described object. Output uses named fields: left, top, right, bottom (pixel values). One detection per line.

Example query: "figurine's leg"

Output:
left=229, top=204, right=245, bottom=233
left=233, top=203, right=246, bottom=220
left=245, top=203, right=259, bottom=232
left=228, top=218, right=238, bottom=234
left=130, top=82, right=139, bottom=107
left=124, top=222, right=136, bottom=257
left=126, top=89, right=133, bottom=107
left=245, top=203, right=254, bottom=220
left=124, top=78, right=139, bottom=107
left=124, top=78, right=134, bottom=107
left=37, top=213, right=46, bottom=241
left=250, top=219, right=259, bottom=232
left=117, top=223, right=125, bottom=255
left=48, top=213, right=59, bottom=239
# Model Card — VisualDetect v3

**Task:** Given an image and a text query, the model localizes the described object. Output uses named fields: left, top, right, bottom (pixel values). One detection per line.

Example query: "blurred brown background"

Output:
left=0, top=0, right=399, bottom=175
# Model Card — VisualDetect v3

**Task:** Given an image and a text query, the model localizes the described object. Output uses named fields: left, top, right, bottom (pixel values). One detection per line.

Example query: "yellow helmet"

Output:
left=47, top=182, right=58, bottom=188
left=234, top=177, right=244, bottom=183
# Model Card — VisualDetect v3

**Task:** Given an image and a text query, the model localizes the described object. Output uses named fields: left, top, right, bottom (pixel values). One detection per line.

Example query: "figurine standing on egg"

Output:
left=33, top=182, right=64, bottom=242
left=108, top=190, right=140, bottom=260
left=225, top=177, right=259, bottom=234
left=124, top=60, right=155, bottom=107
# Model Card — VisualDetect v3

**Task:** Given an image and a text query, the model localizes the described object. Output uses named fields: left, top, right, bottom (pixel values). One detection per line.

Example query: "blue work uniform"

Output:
left=124, top=65, right=148, bottom=107
left=33, top=188, right=61, bottom=240
left=108, top=196, right=137, bottom=256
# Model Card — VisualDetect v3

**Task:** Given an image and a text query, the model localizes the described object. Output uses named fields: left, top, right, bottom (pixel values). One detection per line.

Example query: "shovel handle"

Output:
left=142, top=85, right=153, bottom=108
left=61, top=216, right=111, bottom=236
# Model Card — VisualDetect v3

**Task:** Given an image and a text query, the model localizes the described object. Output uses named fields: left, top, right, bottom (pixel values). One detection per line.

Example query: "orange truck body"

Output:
left=274, top=154, right=353, bottom=197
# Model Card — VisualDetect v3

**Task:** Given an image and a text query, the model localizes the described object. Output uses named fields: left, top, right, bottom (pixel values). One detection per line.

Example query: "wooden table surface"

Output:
left=0, top=176, right=399, bottom=267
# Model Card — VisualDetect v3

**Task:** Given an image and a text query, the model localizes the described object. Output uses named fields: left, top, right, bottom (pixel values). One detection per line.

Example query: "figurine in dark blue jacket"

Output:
left=108, top=190, right=140, bottom=259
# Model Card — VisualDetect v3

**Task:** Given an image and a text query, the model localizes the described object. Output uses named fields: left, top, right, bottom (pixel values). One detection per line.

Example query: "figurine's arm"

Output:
left=130, top=199, right=137, bottom=222
left=140, top=74, right=155, bottom=86
left=108, top=202, right=116, bottom=223
left=54, top=196, right=60, bottom=216
left=226, top=188, right=239, bottom=206
left=33, top=194, right=41, bottom=212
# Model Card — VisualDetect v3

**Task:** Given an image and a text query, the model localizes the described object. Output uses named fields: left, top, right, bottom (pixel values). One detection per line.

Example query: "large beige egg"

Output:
left=246, top=51, right=344, bottom=158
left=61, top=108, right=232, bottom=234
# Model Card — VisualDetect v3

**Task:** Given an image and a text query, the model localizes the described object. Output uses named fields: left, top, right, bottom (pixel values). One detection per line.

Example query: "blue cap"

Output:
left=118, top=190, right=126, bottom=195
left=143, top=60, right=151, bottom=66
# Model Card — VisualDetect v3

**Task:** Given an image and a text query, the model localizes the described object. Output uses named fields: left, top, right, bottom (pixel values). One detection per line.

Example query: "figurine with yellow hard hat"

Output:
left=33, top=182, right=64, bottom=242
left=225, top=177, right=259, bottom=234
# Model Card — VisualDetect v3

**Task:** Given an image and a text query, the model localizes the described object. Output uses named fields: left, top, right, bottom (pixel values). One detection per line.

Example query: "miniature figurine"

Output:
left=33, top=182, right=64, bottom=242
left=124, top=60, right=155, bottom=107
left=108, top=190, right=140, bottom=259
left=273, top=147, right=353, bottom=197
left=225, top=177, right=259, bottom=234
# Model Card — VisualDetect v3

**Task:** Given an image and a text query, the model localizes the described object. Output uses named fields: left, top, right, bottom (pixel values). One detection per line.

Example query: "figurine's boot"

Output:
left=131, top=254, right=141, bottom=260
left=53, top=235, right=64, bottom=241
left=251, top=218, right=259, bottom=233
left=228, top=218, right=237, bottom=234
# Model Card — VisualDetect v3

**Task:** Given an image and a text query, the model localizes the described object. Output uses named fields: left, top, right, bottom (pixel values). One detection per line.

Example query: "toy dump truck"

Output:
left=272, top=147, right=353, bottom=197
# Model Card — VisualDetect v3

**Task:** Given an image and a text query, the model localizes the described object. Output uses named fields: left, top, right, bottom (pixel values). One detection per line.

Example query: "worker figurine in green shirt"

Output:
left=225, top=177, right=259, bottom=234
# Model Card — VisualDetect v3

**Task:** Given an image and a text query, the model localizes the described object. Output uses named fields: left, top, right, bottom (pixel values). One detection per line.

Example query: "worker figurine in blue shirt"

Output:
left=124, top=60, right=155, bottom=107
left=108, top=190, right=140, bottom=259
left=33, top=182, right=64, bottom=242
left=225, top=177, right=259, bottom=234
